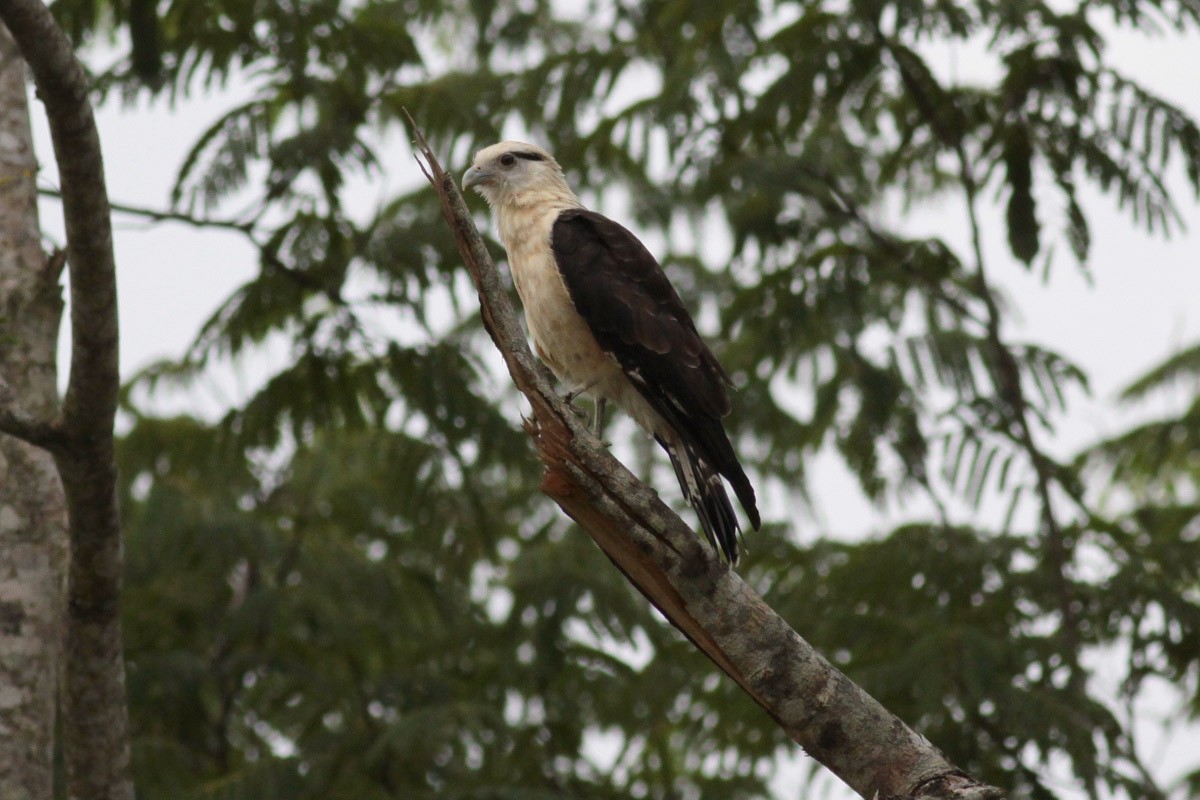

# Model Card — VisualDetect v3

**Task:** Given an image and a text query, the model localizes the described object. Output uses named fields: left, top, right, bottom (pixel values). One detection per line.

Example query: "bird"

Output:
left=462, top=140, right=760, bottom=562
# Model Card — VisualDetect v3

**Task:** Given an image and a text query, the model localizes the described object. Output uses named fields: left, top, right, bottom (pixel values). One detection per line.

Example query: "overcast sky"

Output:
left=26, top=12, right=1200, bottom=797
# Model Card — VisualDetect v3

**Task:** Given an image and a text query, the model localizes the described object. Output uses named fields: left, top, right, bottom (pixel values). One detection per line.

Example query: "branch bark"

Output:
left=0, top=1, right=132, bottom=798
left=409, top=122, right=1007, bottom=800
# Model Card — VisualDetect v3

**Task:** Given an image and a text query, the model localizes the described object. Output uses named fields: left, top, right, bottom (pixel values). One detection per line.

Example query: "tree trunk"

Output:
left=0, top=21, right=68, bottom=800
left=0, top=2, right=133, bottom=796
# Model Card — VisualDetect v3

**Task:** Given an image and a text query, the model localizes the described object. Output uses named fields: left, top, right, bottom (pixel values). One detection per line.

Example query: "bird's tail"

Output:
left=659, top=434, right=741, bottom=563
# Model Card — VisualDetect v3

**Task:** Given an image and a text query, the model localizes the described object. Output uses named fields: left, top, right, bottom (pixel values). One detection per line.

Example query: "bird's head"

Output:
left=462, top=141, right=575, bottom=208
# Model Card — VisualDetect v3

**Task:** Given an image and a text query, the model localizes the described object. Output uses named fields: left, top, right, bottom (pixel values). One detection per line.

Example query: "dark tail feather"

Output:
left=694, top=421, right=761, bottom=531
left=725, top=465, right=760, bottom=531
left=660, top=436, right=741, bottom=563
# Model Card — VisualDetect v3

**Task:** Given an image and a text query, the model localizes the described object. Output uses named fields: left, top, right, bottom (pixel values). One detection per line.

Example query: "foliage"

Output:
left=41, top=0, right=1200, bottom=797
left=119, top=415, right=779, bottom=799
left=1084, top=341, right=1200, bottom=499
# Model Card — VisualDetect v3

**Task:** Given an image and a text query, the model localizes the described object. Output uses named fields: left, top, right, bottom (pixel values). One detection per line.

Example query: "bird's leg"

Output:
left=592, top=397, right=608, bottom=439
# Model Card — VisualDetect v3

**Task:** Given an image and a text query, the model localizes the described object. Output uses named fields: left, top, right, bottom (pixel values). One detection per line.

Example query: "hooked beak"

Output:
left=462, top=165, right=493, bottom=192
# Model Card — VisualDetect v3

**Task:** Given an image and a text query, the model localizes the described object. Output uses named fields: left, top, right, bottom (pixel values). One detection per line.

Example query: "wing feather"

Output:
left=552, top=209, right=728, bottom=415
left=550, top=209, right=760, bottom=541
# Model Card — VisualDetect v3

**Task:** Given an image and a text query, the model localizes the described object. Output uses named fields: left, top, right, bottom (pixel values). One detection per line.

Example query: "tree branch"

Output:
left=0, top=371, right=64, bottom=448
left=39, top=187, right=354, bottom=303
left=0, top=398, right=65, bottom=449
left=0, top=1, right=133, bottom=798
left=39, top=186, right=260, bottom=235
left=2, top=2, right=118, bottom=438
left=407, top=114, right=1007, bottom=800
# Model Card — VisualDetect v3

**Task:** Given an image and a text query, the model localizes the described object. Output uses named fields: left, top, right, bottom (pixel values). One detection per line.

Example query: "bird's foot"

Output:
left=561, top=380, right=596, bottom=406
left=559, top=389, right=610, bottom=445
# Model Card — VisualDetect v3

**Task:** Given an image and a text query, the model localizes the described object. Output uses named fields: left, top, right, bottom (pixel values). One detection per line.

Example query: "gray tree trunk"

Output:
left=0, top=21, right=68, bottom=800
left=0, top=2, right=134, bottom=794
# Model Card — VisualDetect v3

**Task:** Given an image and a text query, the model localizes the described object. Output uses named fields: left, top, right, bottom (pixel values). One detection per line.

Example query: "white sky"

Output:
left=25, top=10, right=1200, bottom=800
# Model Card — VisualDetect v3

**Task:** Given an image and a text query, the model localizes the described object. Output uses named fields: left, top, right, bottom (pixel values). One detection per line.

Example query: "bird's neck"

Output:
left=499, top=182, right=581, bottom=212
left=494, top=186, right=582, bottom=251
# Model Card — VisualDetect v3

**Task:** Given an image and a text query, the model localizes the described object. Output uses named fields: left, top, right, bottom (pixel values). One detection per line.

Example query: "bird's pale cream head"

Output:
left=462, top=141, right=576, bottom=207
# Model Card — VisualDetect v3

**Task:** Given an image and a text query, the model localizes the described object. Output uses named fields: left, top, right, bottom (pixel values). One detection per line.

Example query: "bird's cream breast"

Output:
left=499, top=207, right=616, bottom=388
left=493, top=203, right=672, bottom=438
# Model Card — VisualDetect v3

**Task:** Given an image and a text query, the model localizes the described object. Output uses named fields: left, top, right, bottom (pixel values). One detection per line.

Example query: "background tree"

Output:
left=1, top=1, right=133, bottom=797
left=22, top=0, right=1200, bottom=797
left=1079, top=338, right=1200, bottom=796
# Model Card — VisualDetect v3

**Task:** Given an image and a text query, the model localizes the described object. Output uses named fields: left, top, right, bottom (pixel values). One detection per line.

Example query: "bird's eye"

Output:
left=499, top=153, right=517, bottom=167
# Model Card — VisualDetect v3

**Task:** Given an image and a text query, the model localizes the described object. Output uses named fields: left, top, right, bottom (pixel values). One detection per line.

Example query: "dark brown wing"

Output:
left=550, top=208, right=760, bottom=552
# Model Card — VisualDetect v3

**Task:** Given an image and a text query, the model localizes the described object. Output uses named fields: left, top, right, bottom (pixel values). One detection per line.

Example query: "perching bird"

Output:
left=463, top=141, right=760, bottom=562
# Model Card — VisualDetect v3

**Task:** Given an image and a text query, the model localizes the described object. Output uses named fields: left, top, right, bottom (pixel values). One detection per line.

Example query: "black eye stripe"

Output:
left=511, top=151, right=545, bottom=161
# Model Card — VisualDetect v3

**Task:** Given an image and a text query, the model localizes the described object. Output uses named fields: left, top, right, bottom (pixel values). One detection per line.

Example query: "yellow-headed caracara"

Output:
left=463, top=141, right=760, bottom=562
